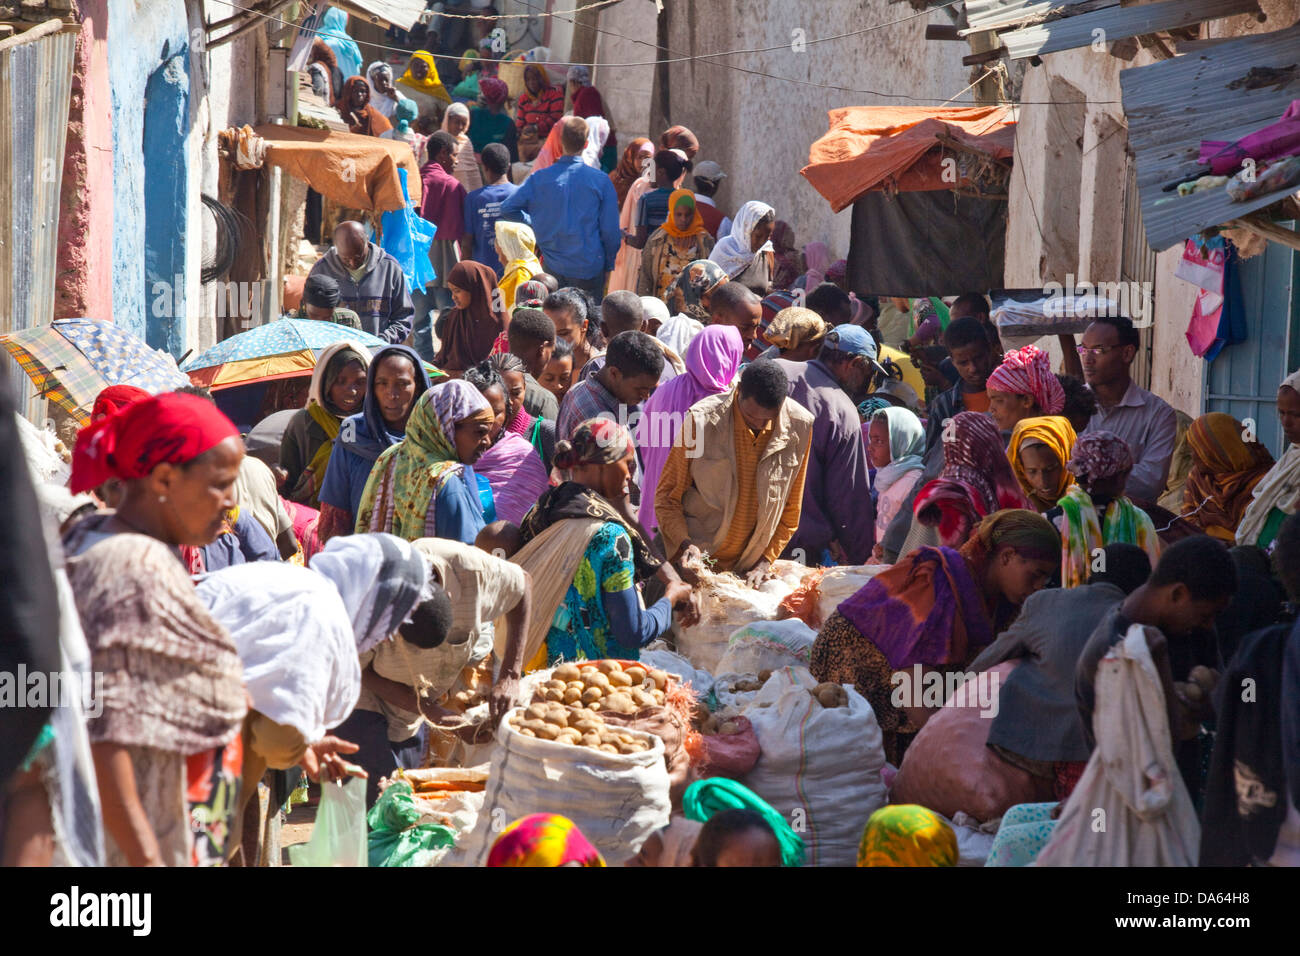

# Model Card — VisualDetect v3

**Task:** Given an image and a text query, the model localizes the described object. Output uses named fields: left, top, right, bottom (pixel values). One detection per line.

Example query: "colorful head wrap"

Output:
left=660, top=188, right=706, bottom=240
left=553, top=417, right=635, bottom=470
left=398, top=50, right=451, bottom=103
left=479, top=75, right=509, bottom=106
left=91, top=384, right=151, bottom=422
left=70, top=393, right=239, bottom=494
left=1067, top=430, right=1133, bottom=482
left=666, top=258, right=729, bottom=316
left=857, top=805, right=958, bottom=867
left=682, top=777, right=804, bottom=867
left=986, top=344, right=1066, bottom=415
left=764, top=307, right=827, bottom=351
left=858, top=395, right=893, bottom=421
left=1184, top=412, right=1275, bottom=540
left=1008, top=415, right=1077, bottom=507
left=487, top=813, right=605, bottom=867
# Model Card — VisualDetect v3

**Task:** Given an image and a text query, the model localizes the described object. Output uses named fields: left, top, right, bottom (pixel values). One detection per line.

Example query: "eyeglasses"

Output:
left=1076, top=345, right=1118, bottom=357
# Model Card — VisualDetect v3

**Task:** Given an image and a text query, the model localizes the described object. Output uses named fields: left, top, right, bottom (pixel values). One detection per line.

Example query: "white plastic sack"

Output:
left=460, top=709, right=671, bottom=866
left=1033, top=624, right=1200, bottom=867
left=742, top=668, right=888, bottom=866
left=288, top=776, right=368, bottom=867
left=814, top=566, right=888, bottom=626
left=672, top=570, right=783, bottom=673
left=639, top=646, right=714, bottom=699
left=714, top=666, right=812, bottom=717
left=716, top=618, right=818, bottom=677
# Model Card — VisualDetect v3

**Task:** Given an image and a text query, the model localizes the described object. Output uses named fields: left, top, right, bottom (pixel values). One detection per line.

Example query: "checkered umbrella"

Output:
left=0, top=318, right=191, bottom=426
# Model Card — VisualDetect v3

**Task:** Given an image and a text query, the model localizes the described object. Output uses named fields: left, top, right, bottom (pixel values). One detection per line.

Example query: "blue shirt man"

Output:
left=463, top=142, right=521, bottom=279
left=499, top=116, right=620, bottom=295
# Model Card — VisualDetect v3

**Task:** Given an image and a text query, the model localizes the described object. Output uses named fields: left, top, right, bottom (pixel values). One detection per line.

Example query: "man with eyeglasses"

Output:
left=1078, top=315, right=1177, bottom=505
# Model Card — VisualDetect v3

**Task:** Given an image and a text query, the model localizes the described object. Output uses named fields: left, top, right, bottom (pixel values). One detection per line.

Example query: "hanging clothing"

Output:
left=708, top=200, right=775, bottom=280
left=494, top=220, right=543, bottom=312
left=1007, top=415, right=1077, bottom=512
left=913, top=411, right=1030, bottom=548
left=280, top=341, right=372, bottom=508
left=1182, top=412, right=1275, bottom=542
left=636, top=325, right=745, bottom=535
left=434, top=260, right=508, bottom=374
left=356, top=381, right=493, bottom=542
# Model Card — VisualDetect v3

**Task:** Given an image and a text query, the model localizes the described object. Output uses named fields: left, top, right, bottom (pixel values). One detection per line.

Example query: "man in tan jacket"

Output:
left=655, top=360, right=813, bottom=587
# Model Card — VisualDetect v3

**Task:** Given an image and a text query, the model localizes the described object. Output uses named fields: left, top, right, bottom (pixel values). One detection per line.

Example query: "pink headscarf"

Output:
left=986, top=344, right=1065, bottom=415
left=802, top=241, right=830, bottom=290
left=636, top=325, right=745, bottom=533
left=474, top=433, right=551, bottom=525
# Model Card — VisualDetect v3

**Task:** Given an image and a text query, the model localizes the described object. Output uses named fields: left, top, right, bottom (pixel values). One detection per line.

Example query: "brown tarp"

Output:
left=801, top=106, right=1016, bottom=213
left=252, top=124, right=422, bottom=214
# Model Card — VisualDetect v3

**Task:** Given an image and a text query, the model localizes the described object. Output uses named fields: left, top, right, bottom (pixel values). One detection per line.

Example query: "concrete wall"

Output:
left=594, top=0, right=972, bottom=261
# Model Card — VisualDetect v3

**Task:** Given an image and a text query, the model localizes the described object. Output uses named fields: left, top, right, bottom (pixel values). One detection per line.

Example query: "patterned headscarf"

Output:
left=487, top=814, right=606, bottom=867
left=553, top=417, right=634, bottom=470
left=1067, top=430, right=1133, bottom=483
left=666, top=258, right=729, bottom=317
left=566, top=64, right=592, bottom=87
left=1008, top=415, right=1077, bottom=508
left=1184, top=412, right=1275, bottom=541
left=914, top=411, right=1031, bottom=547
left=479, top=76, right=509, bottom=106
left=858, top=395, right=893, bottom=421
left=764, top=307, right=826, bottom=351
left=858, top=805, right=958, bottom=867
left=355, top=381, right=493, bottom=539
left=987, top=344, right=1066, bottom=415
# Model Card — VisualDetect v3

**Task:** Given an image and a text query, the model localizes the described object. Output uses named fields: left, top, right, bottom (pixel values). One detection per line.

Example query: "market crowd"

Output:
left=3, top=11, right=1300, bottom=870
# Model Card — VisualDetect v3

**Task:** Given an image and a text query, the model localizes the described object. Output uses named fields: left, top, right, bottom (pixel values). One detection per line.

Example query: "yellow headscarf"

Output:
left=858, top=805, right=958, bottom=867
left=495, top=221, right=543, bottom=312
left=1008, top=415, right=1077, bottom=509
left=660, top=188, right=706, bottom=240
left=398, top=51, right=451, bottom=103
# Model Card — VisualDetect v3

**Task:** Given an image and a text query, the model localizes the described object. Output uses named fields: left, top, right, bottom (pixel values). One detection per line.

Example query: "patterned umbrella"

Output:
left=0, top=318, right=191, bottom=426
left=181, top=318, right=386, bottom=390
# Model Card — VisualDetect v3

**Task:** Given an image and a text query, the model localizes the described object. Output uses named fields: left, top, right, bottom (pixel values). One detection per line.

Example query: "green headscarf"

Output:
left=682, top=777, right=805, bottom=867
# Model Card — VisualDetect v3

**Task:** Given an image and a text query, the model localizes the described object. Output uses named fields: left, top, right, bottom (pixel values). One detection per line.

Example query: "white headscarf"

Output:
left=308, top=340, right=373, bottom=417
left=441, top=101, right=471, bottom=133
left=366, top=61, right=406, bottom=119
left=197, top=563, right=360, bottom=743
left=871, top=406, right=926, bottom=494
left=708, top=200, right=775, bottom=279
left=582, top=116, right=610, bottom=168
left=310, top=533, right=431, bottom=653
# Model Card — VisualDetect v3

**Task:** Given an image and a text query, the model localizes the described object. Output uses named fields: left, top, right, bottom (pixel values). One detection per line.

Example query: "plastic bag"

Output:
left=672, top=570, right=785, bottom=673
left=684, top=716, right=761, bottom=779
left=367, top=781, right=457, bottom=867
left=380, top=167, right=437, bottom=296
left=288, top=776, right=368, bottom=867
left=716, top=619, right=818, bottom=676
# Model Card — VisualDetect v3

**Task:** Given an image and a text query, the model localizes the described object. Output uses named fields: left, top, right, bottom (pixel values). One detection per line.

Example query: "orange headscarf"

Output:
left=1184, top=412, right=1275, bottom=541
left=660, top=188, right=706, bottom=240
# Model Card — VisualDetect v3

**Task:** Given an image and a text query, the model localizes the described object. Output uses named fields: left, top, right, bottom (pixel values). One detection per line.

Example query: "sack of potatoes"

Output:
left=699, top=713, right=749, bottom=736
left=505, top=700, right=657, bottom=756
left=531, top=659, right=670, bottom=715
left=811, top=682, right=849, bottom=709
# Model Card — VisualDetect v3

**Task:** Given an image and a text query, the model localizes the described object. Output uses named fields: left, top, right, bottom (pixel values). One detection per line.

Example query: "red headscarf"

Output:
left=91, top=385, right=151, bottom=422
left=70, top=393, right=240, bottom=494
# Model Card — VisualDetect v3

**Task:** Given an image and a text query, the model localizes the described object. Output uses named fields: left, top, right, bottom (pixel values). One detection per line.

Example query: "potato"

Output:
left=533, top=722, right=561, bottom=740
left=758, top=669, right=773, bottom=683
left=598, top=744, right=619, bottom=753
left=518, top=728, right=536, bottom=737
left=719, top=720, right=740, bottom=735
left=563, top=686, right=584, bottom=704
left=647, top=669, right=668, bottom=690
left=588, top=700, right=602, bottom=712
left=607, top=670, right=633, bottom=688
left=587, top=671, right=612, bottom=691
left=579, top=667, right=600, bottom=682
left=553, top=663, right=582, bottom=682
left=595, top=660, right=623, bottom=674
left=543, top=687, right=565, bottom=702
left=555, top=729, right=582, bottom=745
left=581, top=686, right=604, bottom=704
left=573, top=718, right=603, bottom=735
left=524, top=703, right=549, bottom=721
left=603, top=693, right=636, bottom=714
left=630, top=688, right=656, bottom=709
left=625, top=666, right=648, bottom=686
left=651, top=689, right=665, bottom=705
left=544, top=710, right=569, bottom=728
left=580, top=733, right=603, bottom=748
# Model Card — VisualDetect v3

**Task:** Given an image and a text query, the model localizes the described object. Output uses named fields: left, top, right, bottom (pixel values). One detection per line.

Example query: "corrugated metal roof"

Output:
left=335, top=0, right=428, bottom=31
left=0, top=21, right=78, bottom=417
left=961, top=0, right=1262, bottom=60
left=1121, top=22, right=1300, bottom=251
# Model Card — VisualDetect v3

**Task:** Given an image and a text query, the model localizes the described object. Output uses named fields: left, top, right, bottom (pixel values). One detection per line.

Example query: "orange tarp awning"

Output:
left=253, top=124, right=422, bottom=214
left=801, top=106, right=1016, bottom=213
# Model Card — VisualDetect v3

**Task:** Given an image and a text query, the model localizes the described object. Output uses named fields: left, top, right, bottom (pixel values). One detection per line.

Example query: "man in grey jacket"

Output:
left=307, top=221, right=413, bottom=344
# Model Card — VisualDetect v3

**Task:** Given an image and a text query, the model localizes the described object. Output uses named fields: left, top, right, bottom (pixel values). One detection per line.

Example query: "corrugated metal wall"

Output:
left=0, top=21, right=78, bottom=418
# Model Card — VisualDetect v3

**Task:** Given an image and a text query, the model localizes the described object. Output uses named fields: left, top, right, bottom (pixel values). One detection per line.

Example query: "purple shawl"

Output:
left=836, top=546, right=993, bottom=670
left=474, top=432, right=550, bottom=525
left=635, top=325, right=744, bottom=534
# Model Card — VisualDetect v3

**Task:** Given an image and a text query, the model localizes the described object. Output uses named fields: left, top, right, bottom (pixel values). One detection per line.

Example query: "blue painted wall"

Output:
left=108, top=1, right=193, bottom=352
left=143, top=53, right=190, bottom=356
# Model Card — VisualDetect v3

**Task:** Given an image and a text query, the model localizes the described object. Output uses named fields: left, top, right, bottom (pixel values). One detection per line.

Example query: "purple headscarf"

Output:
left=635, top=325, right=744, bottom=533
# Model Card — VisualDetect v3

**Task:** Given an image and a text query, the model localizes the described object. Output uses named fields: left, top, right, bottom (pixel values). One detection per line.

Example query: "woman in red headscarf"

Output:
left=335, top=75, right=392, bottom=137
left=64, top=393, right=250, bottom=867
